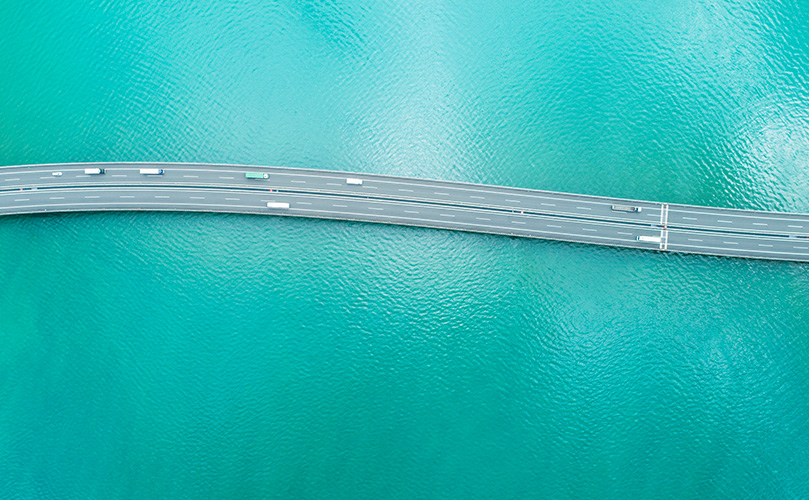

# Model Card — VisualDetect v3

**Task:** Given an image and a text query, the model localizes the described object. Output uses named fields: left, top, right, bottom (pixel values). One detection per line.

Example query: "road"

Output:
left=1, top=162, right=808, bottom=262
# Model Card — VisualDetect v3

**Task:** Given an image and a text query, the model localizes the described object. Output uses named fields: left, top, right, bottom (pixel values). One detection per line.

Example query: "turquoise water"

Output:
left=1, top=1, right=809, bottom=498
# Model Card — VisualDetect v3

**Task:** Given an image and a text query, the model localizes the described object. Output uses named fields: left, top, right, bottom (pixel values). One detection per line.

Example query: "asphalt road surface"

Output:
left=1, top=163, right=808, bottom=262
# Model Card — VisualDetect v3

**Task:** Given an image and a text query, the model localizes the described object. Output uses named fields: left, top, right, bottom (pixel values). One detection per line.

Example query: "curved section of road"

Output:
left=0, top=162, right=661, bottom=226
left=1, top=162, right=808, bottom=262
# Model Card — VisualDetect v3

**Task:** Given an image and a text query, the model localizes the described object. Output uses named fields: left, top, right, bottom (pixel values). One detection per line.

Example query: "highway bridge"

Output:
left=1, top=162, right=808, bottom=262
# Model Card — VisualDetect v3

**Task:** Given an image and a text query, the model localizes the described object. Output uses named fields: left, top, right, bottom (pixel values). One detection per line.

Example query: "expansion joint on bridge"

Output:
left=659, top=203, right=669, bottom=227
left=660, top=229, right=669, bottom=251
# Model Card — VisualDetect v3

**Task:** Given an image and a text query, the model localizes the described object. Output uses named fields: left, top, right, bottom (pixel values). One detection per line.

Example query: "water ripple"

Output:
left=2, top=0, right=809, bottom=498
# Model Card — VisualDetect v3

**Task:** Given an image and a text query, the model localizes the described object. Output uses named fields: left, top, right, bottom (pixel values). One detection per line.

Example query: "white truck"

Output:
left=266, top=202, right=290, bottom=209
left=84, top=167, right=105, bottom=175
left=612, top=204, right=641, bottom=213
left=139, top=168, right=164, bottom=175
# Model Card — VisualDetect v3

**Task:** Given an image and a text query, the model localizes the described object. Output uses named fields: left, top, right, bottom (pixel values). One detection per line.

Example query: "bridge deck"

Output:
left=1, top=163, right=808, bottom=262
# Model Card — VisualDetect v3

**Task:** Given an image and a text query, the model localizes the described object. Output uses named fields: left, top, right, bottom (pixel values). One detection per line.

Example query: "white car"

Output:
left=51, top=171, right=62, bottom=176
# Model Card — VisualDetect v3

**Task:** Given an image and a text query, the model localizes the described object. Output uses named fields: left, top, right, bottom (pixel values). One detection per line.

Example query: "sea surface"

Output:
left=1, top=1, right=808, bottom=498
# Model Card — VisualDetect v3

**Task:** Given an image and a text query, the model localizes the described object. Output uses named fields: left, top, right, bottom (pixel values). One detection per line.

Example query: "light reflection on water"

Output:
left=1, top=1, right=808, bottom=498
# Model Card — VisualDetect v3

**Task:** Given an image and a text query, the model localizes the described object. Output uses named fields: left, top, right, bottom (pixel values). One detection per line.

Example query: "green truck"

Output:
left=245, top=172, right=269, bottom=179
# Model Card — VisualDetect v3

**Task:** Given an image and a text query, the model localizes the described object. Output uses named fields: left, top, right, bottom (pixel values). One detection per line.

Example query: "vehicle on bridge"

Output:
left=84, top=168, right=105, bottom=175
left=636, top=235, right=662, bottom=243
left=245, top=172, right=270, bottom=179
left=266, top=202, right=290, bottom=209
left=612, top=204, right=641, bottom=213
left=140, top=168, right=164, bottom=175
left=346, top=178, right=363, bottom=185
